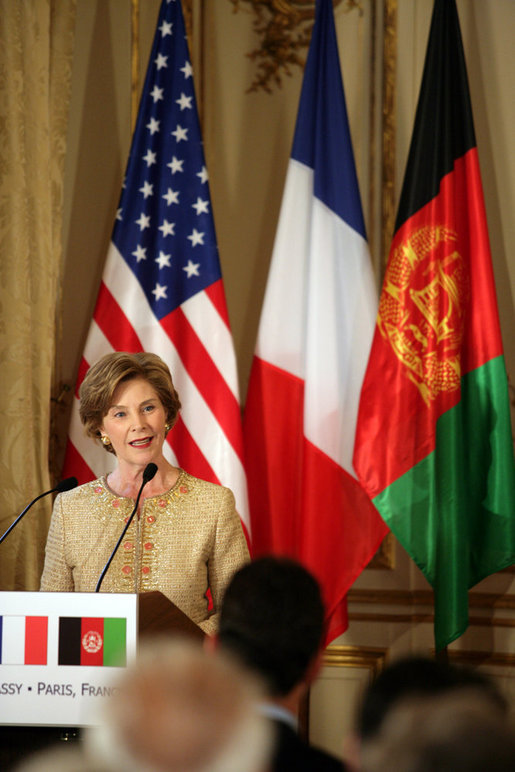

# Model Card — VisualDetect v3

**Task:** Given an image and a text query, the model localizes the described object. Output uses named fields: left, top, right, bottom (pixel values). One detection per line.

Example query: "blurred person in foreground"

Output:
left=343, top=654, right=509, bottom=771
left=41, top=351, right=249, bottom=634
left=16, top=637, right=272, bottom=772
left=360, top=689, right=515, bottom=772
left=212, top=555, right=347, bottom=772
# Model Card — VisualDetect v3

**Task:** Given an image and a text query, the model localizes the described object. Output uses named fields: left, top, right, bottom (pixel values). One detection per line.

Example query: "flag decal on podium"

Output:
left=0, top=616, right=48, bottom=665
left=58, top=617, right=127, bottom=667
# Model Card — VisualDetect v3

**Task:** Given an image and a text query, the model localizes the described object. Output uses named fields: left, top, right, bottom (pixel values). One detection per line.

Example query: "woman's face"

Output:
left=100, top=377, right=168, bottom=470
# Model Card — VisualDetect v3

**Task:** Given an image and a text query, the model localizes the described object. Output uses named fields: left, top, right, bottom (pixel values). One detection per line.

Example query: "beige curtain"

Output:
left=0, top=0, right=76, bottom=591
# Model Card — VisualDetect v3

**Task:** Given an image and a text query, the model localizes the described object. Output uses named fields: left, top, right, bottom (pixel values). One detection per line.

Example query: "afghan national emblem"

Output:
left=378, top=225, right=468, bottom=405
left=82, top=630, right=103, bottom=654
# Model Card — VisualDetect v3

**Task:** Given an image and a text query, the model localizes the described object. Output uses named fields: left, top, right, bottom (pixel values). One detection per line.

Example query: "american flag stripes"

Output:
left=62, top=0, right=249, bottom=533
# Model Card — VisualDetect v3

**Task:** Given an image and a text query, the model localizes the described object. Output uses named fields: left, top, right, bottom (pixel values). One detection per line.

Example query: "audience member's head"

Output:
left=217, top=555, right=325, bottom=698
left=343, top=654, right=509, bottom=772
left=360, top=689, right=515, bottom=772
left=15, top=745, right=113, bottom=772
left=85, top=636, right=272, bottom=772
left=356, top=654, right=507, bottom=743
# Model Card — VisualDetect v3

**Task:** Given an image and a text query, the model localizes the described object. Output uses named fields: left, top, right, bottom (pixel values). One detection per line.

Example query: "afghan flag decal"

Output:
left=58, top=617, right=126, bottom=667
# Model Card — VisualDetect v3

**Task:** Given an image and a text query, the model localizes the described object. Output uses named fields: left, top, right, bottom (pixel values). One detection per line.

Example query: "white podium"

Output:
left=0, top=591, right=138, bottom=728
left=0, top=589, right=204, bottom=767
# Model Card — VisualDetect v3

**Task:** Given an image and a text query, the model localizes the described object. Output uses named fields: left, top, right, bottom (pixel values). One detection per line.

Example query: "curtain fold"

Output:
left=0, top=0, right=76, bottom=590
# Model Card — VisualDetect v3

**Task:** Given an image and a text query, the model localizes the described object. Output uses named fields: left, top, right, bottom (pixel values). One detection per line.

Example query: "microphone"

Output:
left=0, top=477, right=78, bottom=545
left=95, top=463, right=158, bottom=593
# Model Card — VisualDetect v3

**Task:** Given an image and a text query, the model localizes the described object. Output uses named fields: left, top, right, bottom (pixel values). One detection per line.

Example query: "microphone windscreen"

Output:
left=143, top=463, right=158, bottom=483
left=56, top=476, right=79, bottom=493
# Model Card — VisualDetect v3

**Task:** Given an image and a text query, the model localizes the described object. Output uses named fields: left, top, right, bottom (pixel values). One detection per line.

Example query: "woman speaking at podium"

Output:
left=40, top=352, right=249, bottom=635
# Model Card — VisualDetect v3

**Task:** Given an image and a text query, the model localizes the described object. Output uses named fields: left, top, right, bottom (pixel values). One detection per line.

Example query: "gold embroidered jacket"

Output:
left=40, top=471, right=249, bottom=635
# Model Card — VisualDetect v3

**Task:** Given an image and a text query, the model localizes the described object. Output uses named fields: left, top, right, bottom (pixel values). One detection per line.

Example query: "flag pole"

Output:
left=435, top=647, right=449, bottom=664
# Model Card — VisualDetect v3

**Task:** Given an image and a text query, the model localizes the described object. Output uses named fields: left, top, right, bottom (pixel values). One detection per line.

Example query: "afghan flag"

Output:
left=244, top=0, right=388, bottom=643
left=58, top=617, right=126, bottom=667
left=353, top=0, right=515, bottom=651
left=0, top=616, right=48, bottom=665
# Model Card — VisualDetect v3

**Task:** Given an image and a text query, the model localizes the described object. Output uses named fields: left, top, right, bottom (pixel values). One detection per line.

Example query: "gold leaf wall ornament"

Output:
left=230, top=0, right=362, bottom=93
left=381, top=0, right=397, bottom=271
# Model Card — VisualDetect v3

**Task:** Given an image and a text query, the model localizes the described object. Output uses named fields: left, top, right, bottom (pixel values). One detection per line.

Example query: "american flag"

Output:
left=63, top=0, right=249, bottom=533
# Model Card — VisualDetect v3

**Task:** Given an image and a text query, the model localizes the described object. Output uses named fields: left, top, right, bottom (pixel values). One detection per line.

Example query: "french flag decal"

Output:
left=0, top=616, right=48, bottom=665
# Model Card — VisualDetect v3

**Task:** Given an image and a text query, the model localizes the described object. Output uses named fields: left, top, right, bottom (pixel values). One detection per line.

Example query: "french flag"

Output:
left=243, top=0, right=388, bottom=643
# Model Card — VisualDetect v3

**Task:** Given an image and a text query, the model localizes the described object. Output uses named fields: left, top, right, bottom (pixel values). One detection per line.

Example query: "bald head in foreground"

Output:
left=18, top=637, right=272, bottom=772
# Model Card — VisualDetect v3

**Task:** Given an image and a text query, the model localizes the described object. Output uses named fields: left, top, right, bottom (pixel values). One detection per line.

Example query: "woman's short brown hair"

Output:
left=79, top=352, right=181, bottom=453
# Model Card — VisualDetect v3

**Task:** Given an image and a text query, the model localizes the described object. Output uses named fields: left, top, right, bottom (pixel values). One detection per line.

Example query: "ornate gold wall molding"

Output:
left=302, top=644, right=386, bottom=741
left=347, top=611, right=515, bottom=627
left=131, top=0, right=140, bottom=132
left=323, top=644, right=387, bottom=674
left=347, top=588, right=515, bottom=627
left=230, top=0, right=360, bottom=93
left=446, top=650, right=515, bottom=668
left=368, top=530, right=395, bottom=569
left=348, top=588, right=515, bottom=609
left=381, top=0, right=396, bottom=271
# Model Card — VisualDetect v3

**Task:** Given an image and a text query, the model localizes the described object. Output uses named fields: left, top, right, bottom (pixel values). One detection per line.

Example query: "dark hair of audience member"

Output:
left=218, top=555, right=325, bottom=696
left=357, top=655, right=508, bottom=742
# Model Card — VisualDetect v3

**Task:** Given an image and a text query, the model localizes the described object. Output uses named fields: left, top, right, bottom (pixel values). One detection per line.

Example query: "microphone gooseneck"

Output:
left=0, top=477, right=79, bottom=545
left=95, top=463, right=158, bottom=593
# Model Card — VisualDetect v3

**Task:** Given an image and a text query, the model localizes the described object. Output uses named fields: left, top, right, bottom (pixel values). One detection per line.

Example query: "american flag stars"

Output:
left=151, top=282, right=168, bottom=301
left=155, top=53, right=168, bottom=70
left=150, top=85, right=164, bottom=103
left=176, top=93, right=193, bottom=110
left=143, top=149, right=157, bottom=167
left=183, top=260, right=200, bottom=278
left=159, top=20, right=172, bottom=39
left=181, top=61, right=193, bottom=79
left=139, top=181, right=154, bottom=199
left=192, top=197, right=209, bottom=215
left=110, top=0, right=222, bottom=321
left=163, top=188, right=179, bottom=205
left=135, top=213, right=150, bottom=231
left=132, top=245, right=147, bottom=263
left=187, top=229, right=204, bottom=247
left=158, top=220, right=175, bottom=237
left=197, top=166, right=208, bottom=184
left=167, top=156, right=183, bottom=174
left=147, top=118, right=160, bottom=135
left=156, top=251, right=171, bottom=269
left=171, top=124, right=188, bottom=142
